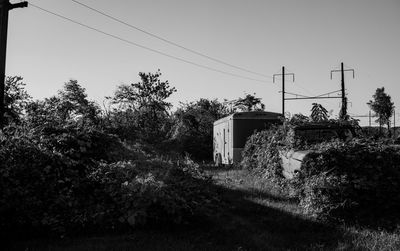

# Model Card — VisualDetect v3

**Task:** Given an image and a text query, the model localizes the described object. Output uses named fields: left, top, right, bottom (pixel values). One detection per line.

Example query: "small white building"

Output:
left=213, top=111, right=282, bottom=165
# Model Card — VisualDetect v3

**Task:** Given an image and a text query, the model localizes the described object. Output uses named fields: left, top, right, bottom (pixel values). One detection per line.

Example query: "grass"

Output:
left=4, top=167, right=400, bottom=251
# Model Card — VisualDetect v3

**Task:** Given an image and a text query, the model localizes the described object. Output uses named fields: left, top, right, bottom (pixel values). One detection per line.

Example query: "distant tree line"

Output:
left=2, top=71, right=266, bottom=161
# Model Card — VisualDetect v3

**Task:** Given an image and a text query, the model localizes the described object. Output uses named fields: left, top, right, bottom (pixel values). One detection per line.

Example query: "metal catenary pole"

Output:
left=273, top=66, right=294, bottom=119
left=282, top=66, right=285, bottom=117
left=330, top=62, right=354, bottom=120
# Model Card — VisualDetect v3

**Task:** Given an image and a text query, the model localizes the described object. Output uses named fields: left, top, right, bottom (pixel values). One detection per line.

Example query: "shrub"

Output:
left=0, top=126, right=219, bottom=238
left=240, top=123, right=400, bottom=227
left=90, top=158, right=218, bottom=228
left=240, top=125, right=290, bottom=181
left=0, top=132, right=91, bottom=236
left=297, top=139, right=400, bottom=227
left=31, top=124, right=137, bottom=163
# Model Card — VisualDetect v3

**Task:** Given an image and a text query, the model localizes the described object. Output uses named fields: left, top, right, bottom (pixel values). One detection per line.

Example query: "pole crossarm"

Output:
left=8, top=2, right=28, bottom=10
left=330, top=69, right=355, bottom=79
left=0, top=1, right=28, bottom=9
left=273, top=73, right=295, bottom=83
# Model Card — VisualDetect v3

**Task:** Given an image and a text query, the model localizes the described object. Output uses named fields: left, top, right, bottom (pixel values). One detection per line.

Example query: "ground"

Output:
left=5, top=168, right=400, bottom=251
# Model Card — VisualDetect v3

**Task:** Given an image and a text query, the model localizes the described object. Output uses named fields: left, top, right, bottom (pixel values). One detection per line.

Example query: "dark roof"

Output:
left=231, top=111, right=282, bottom=119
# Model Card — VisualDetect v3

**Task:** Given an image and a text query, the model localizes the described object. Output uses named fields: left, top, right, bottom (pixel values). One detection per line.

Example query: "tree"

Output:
left=25, top=80, right=100, bottom=127
left=233, top=93, right=265, bottom=112
left=310, top=103, right=329, bottom=122
left=110, top=70, right=176, bottom=142
left=3, top=76, right=31, bottom=125
left=58, top=80, right=100, bottom=123
left=170, top=99, right=229, bottom=160
left=367, top=87, right=394, bottom=136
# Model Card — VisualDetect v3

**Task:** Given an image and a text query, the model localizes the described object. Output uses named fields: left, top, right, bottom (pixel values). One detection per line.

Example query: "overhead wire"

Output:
left=29, top=2, right=273, bottom=85
left=272, top=66, right=339, bottom=114
left=69, top=0, right=273, bottom=79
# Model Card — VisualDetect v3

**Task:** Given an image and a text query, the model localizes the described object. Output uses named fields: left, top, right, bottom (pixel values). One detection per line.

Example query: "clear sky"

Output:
left=5, top=0, right=400, bottom=126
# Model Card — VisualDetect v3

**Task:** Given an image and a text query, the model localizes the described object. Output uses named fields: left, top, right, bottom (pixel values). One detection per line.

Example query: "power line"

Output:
left=315, top=89, right=341, bottom=97
left=69, top=0, right=272, bottom=79
left=29, top=3, right=272, bottom=84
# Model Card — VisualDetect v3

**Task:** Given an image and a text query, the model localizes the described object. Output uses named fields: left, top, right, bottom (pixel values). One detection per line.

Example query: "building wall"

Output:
left=213, top=117, right=233, bottom=165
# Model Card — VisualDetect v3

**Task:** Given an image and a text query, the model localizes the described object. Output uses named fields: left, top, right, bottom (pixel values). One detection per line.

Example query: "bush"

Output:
left=240, top=125, right=290, bottom=181
left=0, top=126, right=219, bottom=238
left=31, top=124, right=137, bottom=163
left=296, top=139, right=400, bottom=227
left=0, top=131, right=91, bottom=236
left=240, top=124, right=400, bottom=227
left=90, top=158, right=218, bottom=228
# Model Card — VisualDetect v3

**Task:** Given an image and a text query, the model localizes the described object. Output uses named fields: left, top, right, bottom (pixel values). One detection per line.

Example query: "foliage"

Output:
left=101, top=108, right=141, bottom=141
left=170, top=98, right=229, bottom=160
left=233, top=93, right=265, bottom=112
left=241, top=113, right=400, bottom=227
left=0, top=129, right=91, bottom=236
left=109, top=70, right=176, bottom=143
left=0, top=73, right=224, bottom=240
left=33, top=125, right=136, bottom=163
left=296, top=139, right=400, bottom=227
left=25, top=80, right=100, bottom=127
left=111, top=70, right=176, bottom=112
left=289, top=113, right=310, bottom=125
left=310, top=103, right=329, bottom=122
left=0, top=125, right=219, bottom=238
left=240, top=126, right=289, bottom=182
left=3, top=76, right=31, bottom=125
left=367, top=87, right=394, bottom=135
left=90, top=158, right=218, bottom=228
left=57, top=80, right=100, bottom=123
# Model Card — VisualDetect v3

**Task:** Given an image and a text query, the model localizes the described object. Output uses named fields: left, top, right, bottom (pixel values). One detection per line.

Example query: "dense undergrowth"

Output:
left=298, top=139, right=400, bottom=228
left=0, top=124, right=219, bottom=239
left=241, top=124, right=400, bottom=229
left=0, top=73, right=230, bottom=239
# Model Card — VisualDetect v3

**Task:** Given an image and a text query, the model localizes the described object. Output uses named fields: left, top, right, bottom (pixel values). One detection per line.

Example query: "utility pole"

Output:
left=282, top=66, right=285, bottom=118
left=273, top=66, right=294, bottom=118
left=0, top=0, right=28, bottom=129
left=330, top=62, right=354, bottom=120
left=393, top=109, right=396, bottom=138
left=369, top=110, right=371, bottom=127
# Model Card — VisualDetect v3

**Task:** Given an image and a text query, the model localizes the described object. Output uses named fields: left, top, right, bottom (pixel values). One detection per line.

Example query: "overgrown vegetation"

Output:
left=2, top=73, right=399, bottom=250
left=240, top=126, right=288, bottom=181
left=241, top=103, right=400, bottom=229
left=298, top=139, right=400, bottom=227
left=0, top=73, right=224, bottom=239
